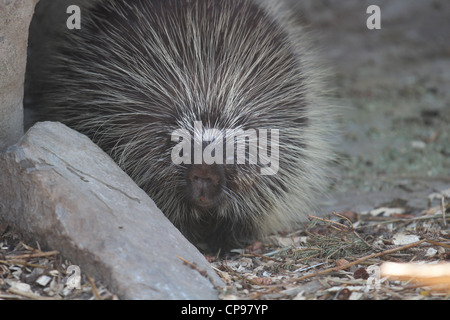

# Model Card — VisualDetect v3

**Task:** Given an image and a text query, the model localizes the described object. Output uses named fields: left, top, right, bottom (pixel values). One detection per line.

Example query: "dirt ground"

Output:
left=2, top=0, right=449, bottom=300
left=303, top=0, right=450, bottom=212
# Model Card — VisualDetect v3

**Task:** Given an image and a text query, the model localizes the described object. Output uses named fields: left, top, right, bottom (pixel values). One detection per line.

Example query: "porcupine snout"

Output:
left=186, top=163, right=225, bottom=209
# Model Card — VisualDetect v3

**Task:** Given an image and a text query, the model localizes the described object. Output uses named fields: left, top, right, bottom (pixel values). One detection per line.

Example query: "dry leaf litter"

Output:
left=0, top=224, right=118, bottom=300
left=207, top=189, right=450, bottom=300
left=2, top=189, right=448, bottom=300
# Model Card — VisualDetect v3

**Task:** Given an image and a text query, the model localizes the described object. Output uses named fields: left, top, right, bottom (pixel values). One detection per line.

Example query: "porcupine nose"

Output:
left=186, top=164, right=225, bottom=209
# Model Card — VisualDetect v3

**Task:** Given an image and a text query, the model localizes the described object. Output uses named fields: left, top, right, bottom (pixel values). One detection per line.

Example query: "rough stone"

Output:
left=0, top=121, right=224, bottom=299
left=0, top=0, right=39, bottom=150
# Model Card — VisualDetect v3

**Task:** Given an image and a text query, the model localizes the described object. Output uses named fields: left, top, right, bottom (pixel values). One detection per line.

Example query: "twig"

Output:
left=264, top=246, right=291, bottom=257
left=290, top=240, right=427, bottom=283
left=88, top=276, right=102, bottom=300
left=360, top=213, right=450, bottom=226
left=332, top=211, right=371, bottom=247
left=425, top=239, right=450, bottom=249
left=177, top=255, right=208, bottom=278
left=340, top=173, right=450, bottom=182
left=7, top=287, right=62, bottom=300
left=5, top=250, right=59, bottom=260
left=19, top=241, right=35, bottom=251
left=332, top=212, right=354, bottom=229
left=249, top=286, right=281, bottom=300
left=0, top=259, right=47, bottom=269
left=0, top=293, right=27, bottom=300
left=308, top=214, right=350, bottom=232
left=442, top=196, right=447, bottom=227
left=177, top=255, right=220, bottom=289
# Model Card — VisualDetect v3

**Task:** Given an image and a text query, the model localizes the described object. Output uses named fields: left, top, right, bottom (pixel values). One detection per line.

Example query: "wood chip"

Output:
left=381, top=262, right=450, bottom=292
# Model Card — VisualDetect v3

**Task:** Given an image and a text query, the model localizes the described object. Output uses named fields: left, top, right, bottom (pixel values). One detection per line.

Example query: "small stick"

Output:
left=177, top=255, right=208, bottom=278
left=0, top=259, right=47, bottom=269
left=179, top=255, right=223, bottom=290
left=360, top=213, right=450, bottom=226
left=332, top=212, right=354, bottom=229
left=8, top=287, right=62, bottom=300
left=249, top=286, right=280, bottom=300
left=5, top=250, right=59, bottom=260
left=425, top=239, right=450, bottom=249
left=442, top=196, right=447, bottom=227
left=331, top=212, right=371, bottom=247
left=308, top=214, right=350, bottom=232
left=88, top=276, right=102, bottom=300
left=177, top=255, right=222, bottom=289
left=290, top=240, right=427, bottom=283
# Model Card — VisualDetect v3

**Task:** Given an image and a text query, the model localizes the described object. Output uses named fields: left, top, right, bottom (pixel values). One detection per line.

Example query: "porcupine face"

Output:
left=32, top=0, right=329, bottom=252
left=185, top=163, right=225, bottom=209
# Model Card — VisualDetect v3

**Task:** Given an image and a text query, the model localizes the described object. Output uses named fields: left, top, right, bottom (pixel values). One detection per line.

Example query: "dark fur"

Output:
left=27, top=0, right=336, bottom=253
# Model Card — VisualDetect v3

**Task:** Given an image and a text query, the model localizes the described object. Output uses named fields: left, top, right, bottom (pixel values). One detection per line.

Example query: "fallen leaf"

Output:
left=354, top=268, right=370, bottom=280
left=252, top=277, right=273, bottom=286
left=392, top=233, right=420, bottom=246
left=340, top=211, right=358, bottom=222
left=336, top=259, right=349, bottom=267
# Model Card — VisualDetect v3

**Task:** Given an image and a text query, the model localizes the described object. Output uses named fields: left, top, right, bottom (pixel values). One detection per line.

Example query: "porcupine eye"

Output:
left=186, top=164, right=225, bottom=209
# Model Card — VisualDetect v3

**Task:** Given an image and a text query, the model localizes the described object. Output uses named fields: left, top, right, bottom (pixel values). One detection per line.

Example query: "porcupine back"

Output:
left=29, top=0, right=336, bottom=252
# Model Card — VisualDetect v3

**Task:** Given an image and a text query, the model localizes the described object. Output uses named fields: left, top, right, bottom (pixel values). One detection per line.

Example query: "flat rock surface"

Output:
left=0, top=122, right=223, bottom=300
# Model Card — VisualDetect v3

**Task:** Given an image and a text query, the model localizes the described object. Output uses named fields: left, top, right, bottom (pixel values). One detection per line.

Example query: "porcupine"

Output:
left=27, top=0, right=337, bottom=253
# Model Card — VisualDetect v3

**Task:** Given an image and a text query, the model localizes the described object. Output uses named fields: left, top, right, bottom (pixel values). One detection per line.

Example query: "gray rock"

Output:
left=0, top=121, right=224, bottom=299
left=0, top=0, right=39, bottom=150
